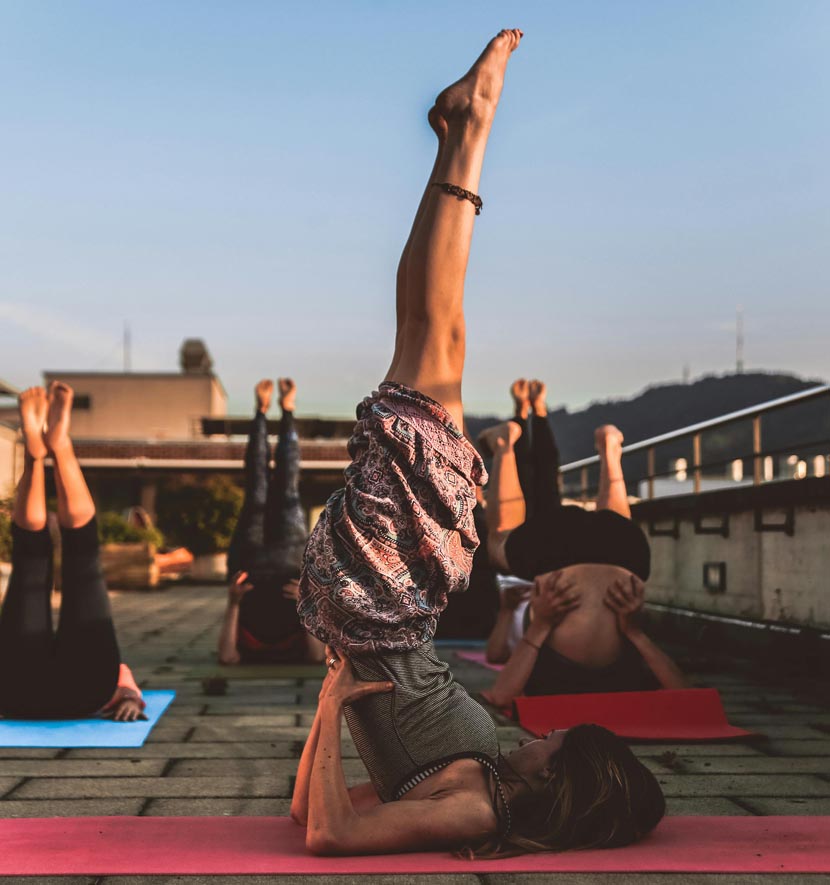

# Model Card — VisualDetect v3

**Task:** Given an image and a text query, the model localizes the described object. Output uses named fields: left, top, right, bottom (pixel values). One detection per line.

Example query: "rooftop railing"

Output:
left=559, top=384, right=830, bottom=500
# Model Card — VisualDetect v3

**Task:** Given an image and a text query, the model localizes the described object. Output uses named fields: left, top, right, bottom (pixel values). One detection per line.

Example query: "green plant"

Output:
left=155, top=475, right=243, bottom=556
left=0, top=497, right=12, bottom=562
left=98, top=511, right=164, bottom=548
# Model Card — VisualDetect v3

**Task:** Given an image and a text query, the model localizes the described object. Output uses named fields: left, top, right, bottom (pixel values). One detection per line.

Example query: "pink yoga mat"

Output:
left=515, top=688, right=754, bottom=740
left=1, top=816, right=827, bottom=874
left=456, top=649, right=503, bottom=670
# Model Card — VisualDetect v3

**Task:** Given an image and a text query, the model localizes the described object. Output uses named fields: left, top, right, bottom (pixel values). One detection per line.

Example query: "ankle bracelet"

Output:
left=432, top=182, right=483, bottom=215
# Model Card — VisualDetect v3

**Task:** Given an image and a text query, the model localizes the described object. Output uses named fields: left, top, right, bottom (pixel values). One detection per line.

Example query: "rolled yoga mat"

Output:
left=514, top=688, right=754, bottom=741
left=0, top=690, right=176, bottom=748
left=0, top=816, right=827, bottom=874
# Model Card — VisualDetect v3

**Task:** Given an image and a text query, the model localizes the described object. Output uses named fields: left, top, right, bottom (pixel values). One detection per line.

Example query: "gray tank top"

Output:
left=345, top=640, right=500, bottom=802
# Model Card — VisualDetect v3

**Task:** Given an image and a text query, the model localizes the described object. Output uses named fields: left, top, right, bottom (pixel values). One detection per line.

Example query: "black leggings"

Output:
left=0, top=518, right=120, bottom=718
left=226, top=410, right=308, bottom=647
left=511, top=412, right=562, bottom=520
left=504, top=416, right=651, bottom=582
left=227, top=409, right=308, bottom=580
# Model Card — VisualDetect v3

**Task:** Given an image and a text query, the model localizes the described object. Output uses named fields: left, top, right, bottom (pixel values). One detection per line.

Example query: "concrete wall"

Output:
left=639, top=492, right=830, bottom=629
left=43, top=373, right=227, bottom=440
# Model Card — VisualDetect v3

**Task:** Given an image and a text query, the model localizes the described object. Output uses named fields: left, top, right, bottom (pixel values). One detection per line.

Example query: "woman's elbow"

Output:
left=482, top=687, right=514, bottom=708
left=305, top=828, right=342, bottom=856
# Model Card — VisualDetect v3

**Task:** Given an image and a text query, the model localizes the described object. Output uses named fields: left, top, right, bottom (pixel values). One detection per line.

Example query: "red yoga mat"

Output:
left=515, top=688, right=754, bottom=740
left=0, top=816, right=827, bottom=874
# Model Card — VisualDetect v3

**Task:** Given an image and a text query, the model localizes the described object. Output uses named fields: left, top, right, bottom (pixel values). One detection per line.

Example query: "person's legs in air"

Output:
left=595, top=425, right=630, bottom=518
left=265, top=377, right=308, bottom=573
left=528, top=379, right=562, bottom=518
left=0, top=387, right=54, bottom=716
left=46, top=382, right=120, bottom=717
left=227, top=380, right=273, bottom=578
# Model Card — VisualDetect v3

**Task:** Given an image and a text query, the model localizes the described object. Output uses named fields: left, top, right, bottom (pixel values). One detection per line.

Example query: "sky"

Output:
left=1, top=0, right=828, bottom=416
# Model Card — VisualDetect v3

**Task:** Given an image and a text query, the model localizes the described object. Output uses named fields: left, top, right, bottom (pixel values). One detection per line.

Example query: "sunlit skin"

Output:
left=291, top=29, right=530, bottom=857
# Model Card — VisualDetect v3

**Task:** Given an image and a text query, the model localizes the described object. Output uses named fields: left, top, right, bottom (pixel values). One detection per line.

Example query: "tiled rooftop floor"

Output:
left=1, top=584, right=828, bottom=884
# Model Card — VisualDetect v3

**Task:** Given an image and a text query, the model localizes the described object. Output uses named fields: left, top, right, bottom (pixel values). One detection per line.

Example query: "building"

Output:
left=43, top=339, right=227, bottom=440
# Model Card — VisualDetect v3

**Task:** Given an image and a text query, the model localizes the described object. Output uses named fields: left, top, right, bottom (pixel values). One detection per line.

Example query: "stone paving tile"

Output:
left=764, top=740, right=830, bottom=756
left=143, top=797, right=292, bottom=816
left=0, top=760, right=166, bottom=777
left=65, top=741, right=300, bottom=759
left=13, top=775, right=291, bottom=799
left=0, top=748, right=62, bottom=759
left=630, top=743, right=768, bottom=757
left=167, top=759, right=368, bottom=780
left=664, top=756, right=830, bottom=775
left=0, top=798, right=145, bottom=816
left=479, top=876, right=826, bottom=885
left=654, top=774, right=830, bottom=797
left=104, top=878, right=481, bottom=885
left=740, top=797, right=830, bottom=814
left=664, top=797, right=750, bottom=814
left=0, top=777, right=24, bottom=797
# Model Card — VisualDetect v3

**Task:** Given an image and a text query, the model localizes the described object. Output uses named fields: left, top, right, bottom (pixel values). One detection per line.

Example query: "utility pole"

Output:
left=736, top=305, right=744, bottom=374
left=123, top=322, right=132, bottom=372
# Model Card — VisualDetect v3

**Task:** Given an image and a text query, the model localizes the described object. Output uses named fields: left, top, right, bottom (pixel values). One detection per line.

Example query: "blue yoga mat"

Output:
left=0, top=690, right=176, bottom=748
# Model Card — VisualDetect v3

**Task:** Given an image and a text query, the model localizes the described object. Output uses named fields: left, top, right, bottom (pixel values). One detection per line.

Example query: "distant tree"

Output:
left=98, top=511, right=164, bottom=549
left=155, top=475, right=243, bottom=556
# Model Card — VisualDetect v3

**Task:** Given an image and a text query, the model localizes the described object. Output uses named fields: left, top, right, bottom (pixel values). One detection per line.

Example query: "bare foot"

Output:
left=19, top=387, right=49, bottom=460
left=255, top=379, right=273, bottom=414
left=595, top=425, right=624, bottom=454
left=510, top=378, right=529, bottom=420
left=44, top=381, right=74, bottom=454
left=431, top=29, right=523, bottom=135
left=478, top=420, right=522, bottom=456
left=278, top=377, right=296, bottom=413
left=529, top=379, right=547, bottom=417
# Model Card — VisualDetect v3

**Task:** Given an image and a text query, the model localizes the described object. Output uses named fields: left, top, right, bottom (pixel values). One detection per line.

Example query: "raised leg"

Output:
left=13, top=388, right=49, bottom=532
left=38, top=382, right=120, bottom=714
left=595, top=425, right=631, bottom=518
left=479, top=422, right=525, bottom=568
left=385, top=29, right=523, bottom=430
left=266, top=378, right=308, bottom=571
left=528, top=380, right=562, bottom=516
left=45, top=383, right=95, bottom=530
left=227, top=380, right=273, bottom=576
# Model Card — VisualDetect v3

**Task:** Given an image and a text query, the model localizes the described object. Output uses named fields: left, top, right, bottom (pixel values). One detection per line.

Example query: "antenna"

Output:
left=123, top=321, right=132, bottom=372
left=736, top=306, right=744, bottom=374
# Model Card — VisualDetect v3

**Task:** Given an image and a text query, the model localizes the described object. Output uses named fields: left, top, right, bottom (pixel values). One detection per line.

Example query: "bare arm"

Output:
left=625, top=628, right=688, bottom=689
left=605, top=576, right=688, bottom=690
left=483, top=617, right=551, bottom=707
left=217, top=572, right=253, bottom=665
left=305, top=653, right=495, bottom=855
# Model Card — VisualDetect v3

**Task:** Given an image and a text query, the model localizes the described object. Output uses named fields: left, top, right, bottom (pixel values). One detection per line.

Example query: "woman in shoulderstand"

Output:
left=291, top=30, right=665, bottom=858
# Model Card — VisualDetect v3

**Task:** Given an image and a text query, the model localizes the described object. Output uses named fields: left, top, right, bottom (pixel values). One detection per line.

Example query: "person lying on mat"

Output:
left=217, top=378, right=324, bottom=665
left=0, top=385, right=145, bottom=723
left=291, top=30, right=664, bottom=857
left=479, top=382, right=686, bottom=704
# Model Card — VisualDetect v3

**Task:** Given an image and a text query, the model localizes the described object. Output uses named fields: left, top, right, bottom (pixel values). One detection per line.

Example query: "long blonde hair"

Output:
left=470, top=724, right=665, bottom=858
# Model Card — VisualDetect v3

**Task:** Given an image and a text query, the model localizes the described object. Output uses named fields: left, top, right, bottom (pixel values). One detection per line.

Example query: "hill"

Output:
left=466, top=372, right=829, bottom=486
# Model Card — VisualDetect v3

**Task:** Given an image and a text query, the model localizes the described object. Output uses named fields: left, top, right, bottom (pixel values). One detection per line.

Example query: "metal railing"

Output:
left=559, top=384, right=830, bottom=500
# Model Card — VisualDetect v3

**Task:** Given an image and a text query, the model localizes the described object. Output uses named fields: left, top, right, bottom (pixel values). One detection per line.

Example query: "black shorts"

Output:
left=524, top=639, right=659, bottom=696
left=504, top=506, right=650, bottom=582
